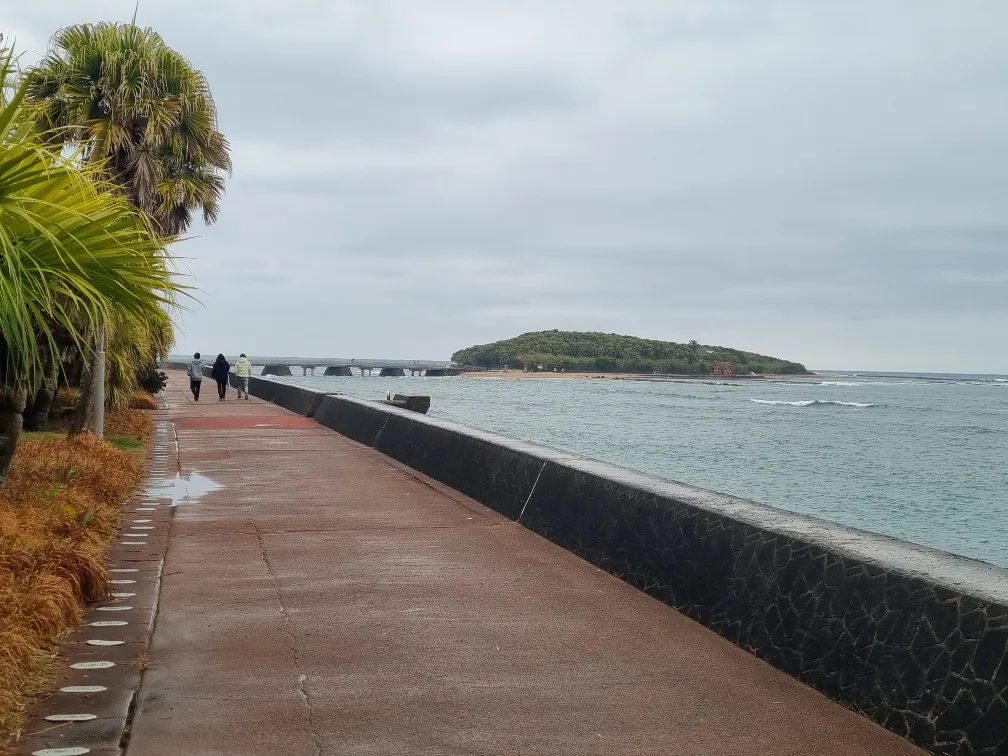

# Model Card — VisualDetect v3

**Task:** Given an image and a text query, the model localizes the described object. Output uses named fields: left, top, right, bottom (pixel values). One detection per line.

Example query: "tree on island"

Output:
left=452, top=331, right=808, bottom=376
left=688, top=339, right=700, bottom=369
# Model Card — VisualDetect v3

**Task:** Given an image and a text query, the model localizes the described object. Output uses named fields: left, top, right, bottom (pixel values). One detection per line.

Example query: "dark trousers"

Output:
left=216, top=379, right=228, bottom=399
left=190, top=379, right=201, bottom=400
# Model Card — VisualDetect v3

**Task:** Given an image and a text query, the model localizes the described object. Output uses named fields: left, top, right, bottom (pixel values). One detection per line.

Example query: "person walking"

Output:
left=187, top=352, right=204, bottom=401
left=212, top=353, right=231, bottom=401
left=234, top=353, right=252, bottom=400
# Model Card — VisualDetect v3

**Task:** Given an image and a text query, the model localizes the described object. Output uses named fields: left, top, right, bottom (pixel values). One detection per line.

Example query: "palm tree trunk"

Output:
left=0, top=385, right=28, bottom=483
left=24, top=347, right=58, bottom=431
left=69, top=344, right=98, bottom=436
left=93, top=329, right=105, bottom=437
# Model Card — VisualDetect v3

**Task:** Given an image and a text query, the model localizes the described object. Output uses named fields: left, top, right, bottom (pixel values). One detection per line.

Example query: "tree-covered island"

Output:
left=452, top=331, right=809, bottom=375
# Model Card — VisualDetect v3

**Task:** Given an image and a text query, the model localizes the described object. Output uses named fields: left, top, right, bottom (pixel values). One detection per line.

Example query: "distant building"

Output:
left=713, top=361, right=733, bottom=376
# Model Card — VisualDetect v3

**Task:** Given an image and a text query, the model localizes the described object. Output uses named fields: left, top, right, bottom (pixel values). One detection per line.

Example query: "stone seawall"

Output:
left=166, top=367, right=1008, bottom=756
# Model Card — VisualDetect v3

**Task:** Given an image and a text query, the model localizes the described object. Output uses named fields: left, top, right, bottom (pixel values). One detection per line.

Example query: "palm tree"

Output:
left=105, top=305, right=175, bottom=409
left=0, top=44, right=178, bottom=479
left=26, top=22, right=231, bottom=236
left=25, top=22, right=225, bottom=430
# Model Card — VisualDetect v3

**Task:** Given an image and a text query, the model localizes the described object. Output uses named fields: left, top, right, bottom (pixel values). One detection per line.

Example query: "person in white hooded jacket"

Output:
left=234, top=353, right=253, bottom=399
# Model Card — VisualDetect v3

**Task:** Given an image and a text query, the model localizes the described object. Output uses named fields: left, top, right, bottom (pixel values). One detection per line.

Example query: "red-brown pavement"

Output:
left=125, top=371, right=924, bottom=756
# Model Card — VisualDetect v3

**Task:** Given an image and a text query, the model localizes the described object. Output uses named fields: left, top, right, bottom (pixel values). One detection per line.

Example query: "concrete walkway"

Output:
left=126, top=372, right=923, bottom=756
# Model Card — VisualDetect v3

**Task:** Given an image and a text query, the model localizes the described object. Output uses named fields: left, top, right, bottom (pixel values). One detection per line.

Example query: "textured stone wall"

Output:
left=195, top=372, right=1008, bottom=755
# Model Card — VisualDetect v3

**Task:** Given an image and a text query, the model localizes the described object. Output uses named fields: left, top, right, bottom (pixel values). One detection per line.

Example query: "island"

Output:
left=451, top=330, right=808, bottom=376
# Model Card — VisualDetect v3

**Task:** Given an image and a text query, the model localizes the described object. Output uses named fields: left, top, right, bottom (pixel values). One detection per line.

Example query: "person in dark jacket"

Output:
left=211, top=353, right=230, bottom=400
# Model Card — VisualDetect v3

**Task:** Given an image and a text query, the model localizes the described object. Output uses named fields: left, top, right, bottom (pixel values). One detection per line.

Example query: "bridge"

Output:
left=235, top=356, right=458, bottom=377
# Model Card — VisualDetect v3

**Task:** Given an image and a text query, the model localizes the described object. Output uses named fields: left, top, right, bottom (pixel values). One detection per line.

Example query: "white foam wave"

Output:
left=818, top=380, right=913, bottom=387
left=750, top=399, right=876, bottom=408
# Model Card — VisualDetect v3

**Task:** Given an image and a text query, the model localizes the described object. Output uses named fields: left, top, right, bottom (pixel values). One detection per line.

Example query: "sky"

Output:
left=7, top=1, right=1008, bottom=372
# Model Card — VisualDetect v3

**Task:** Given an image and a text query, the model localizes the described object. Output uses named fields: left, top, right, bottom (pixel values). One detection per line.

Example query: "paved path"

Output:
left=126, top=371, right=923, bottom=756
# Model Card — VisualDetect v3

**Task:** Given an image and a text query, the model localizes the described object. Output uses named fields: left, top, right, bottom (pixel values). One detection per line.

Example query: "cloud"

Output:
left=6, top=0, right=1008, bottom=371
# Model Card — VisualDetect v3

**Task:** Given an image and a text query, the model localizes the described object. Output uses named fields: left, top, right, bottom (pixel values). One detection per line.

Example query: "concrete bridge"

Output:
left=235, top=357, right=458, bottom=377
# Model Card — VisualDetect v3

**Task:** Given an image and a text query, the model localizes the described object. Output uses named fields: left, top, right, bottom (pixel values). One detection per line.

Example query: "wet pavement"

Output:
left=105, top=372, right=922, bottom=755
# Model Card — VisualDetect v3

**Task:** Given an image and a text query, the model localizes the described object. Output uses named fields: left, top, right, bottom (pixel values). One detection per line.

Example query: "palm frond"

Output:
left=0, top=44, right=182, bottom=388
left=26, top=21, right=229, bottom=236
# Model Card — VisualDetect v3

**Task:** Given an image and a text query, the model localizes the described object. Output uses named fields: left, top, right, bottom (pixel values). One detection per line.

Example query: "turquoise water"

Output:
left=281, top=371, right=1008, bottom=566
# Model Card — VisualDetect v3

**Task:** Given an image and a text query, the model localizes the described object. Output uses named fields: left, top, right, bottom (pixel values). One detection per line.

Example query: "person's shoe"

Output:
left=245, top=395, right=249, bottom=400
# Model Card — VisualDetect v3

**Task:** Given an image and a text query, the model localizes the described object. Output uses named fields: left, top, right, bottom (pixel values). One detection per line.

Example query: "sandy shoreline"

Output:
left=460, top=370, right=818, bottom=382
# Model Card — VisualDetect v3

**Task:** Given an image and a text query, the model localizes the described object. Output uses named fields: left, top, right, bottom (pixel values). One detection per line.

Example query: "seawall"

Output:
left=171, top=365, right=1008, bottom=756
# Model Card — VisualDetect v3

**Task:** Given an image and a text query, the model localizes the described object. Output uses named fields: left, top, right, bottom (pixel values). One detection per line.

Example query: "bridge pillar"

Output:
left=379, top=368, right=406, bottom=377
left=262, top=365, right=293, bottom=376
left=324, top=366, right=352, bottom=377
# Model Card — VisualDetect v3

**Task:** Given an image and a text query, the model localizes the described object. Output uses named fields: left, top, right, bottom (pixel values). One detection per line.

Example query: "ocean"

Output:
left=276, top=370, right=1008, bottom=567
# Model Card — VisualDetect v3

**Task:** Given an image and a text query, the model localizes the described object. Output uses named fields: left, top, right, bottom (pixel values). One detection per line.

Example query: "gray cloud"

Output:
left=6, top=0, right=1008, bottom=371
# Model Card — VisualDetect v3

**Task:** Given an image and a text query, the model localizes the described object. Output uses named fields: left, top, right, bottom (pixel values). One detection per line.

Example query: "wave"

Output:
left=750, top=398, right=877, bottom=408
left=818, top=380, right=916, bottom=387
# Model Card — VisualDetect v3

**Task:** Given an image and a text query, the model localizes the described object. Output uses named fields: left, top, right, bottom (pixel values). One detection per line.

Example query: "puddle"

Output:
left=146, top=472, right=222, bottom=506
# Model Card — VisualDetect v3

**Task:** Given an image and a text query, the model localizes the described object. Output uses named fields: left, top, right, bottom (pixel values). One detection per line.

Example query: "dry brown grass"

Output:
left=128, top=391, right=158, bottom=410
left=54, top=387, right=79, bottom=409
left=106, top=407, right=154, bottom=441
left=46, top=408, right=153, bottom=445
left=0, top=432, right=144, bottom=747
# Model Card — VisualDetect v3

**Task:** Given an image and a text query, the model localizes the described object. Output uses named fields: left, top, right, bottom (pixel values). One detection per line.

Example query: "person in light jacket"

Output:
left=187, top=352, right=204, bottom=401
left=234, top=353, right=252, bottom=400
left=211, top=354, right=231, bottom=400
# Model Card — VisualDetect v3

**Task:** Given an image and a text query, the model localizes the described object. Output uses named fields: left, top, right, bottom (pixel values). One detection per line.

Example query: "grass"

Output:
left=106, top=407, right=154, bottom=442
left=44, top=405, right=154, bottom=445
left=54, top=387, right=79, bottom=409
left=110, top=435, right=143, bottom=452
left=0, top=407, right=153, bottom=749
left=128, top=391, right=158, bottom=410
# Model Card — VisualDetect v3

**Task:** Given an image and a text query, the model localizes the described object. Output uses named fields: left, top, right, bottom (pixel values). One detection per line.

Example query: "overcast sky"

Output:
left=8, top=1, right=1008, bottom=371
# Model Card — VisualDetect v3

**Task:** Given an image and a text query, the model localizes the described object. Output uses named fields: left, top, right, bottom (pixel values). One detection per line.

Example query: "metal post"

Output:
left=92, top=328, right=105, bottom=438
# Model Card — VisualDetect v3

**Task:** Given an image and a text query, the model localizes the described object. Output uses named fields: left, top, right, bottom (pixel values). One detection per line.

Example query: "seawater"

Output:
left=280, top=371, right=1008, bottom=567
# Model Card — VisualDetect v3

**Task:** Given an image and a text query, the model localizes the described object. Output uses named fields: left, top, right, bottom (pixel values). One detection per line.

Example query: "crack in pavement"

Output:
left=253, top=524, right=323, bottom=756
